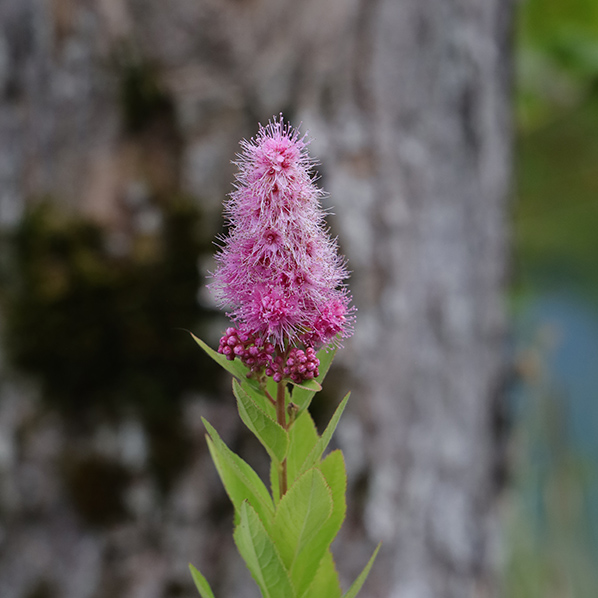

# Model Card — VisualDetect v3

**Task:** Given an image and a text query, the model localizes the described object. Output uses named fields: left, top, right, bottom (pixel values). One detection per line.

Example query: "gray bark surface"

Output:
left=0, top=1, right=512, bottom=597
left=317, top=3, right=513, bottom=597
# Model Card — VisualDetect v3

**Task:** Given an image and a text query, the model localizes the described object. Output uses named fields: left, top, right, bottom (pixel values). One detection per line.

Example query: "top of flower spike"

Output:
left=211, top=115, right=353, bottom=349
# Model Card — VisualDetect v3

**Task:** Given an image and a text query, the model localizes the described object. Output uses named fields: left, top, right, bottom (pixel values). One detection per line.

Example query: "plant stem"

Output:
left=264, top=389, right=276, bottom=405
left=276, top=380, right=288, bottom=498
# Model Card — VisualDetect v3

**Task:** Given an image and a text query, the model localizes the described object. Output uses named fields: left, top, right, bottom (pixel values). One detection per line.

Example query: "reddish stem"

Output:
left=276, top=380, right=288, bottom=498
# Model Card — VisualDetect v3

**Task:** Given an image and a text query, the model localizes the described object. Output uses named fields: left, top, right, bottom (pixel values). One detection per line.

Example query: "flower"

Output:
left=211, top=116, right=353, bottom=380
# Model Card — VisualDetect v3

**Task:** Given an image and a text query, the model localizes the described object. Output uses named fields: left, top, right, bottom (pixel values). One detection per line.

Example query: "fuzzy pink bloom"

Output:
left=211, top=116, right=353, bottom=352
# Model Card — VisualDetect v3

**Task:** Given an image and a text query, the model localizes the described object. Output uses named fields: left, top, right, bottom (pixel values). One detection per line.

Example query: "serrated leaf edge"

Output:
left=234, top=501, right=295, bottom=598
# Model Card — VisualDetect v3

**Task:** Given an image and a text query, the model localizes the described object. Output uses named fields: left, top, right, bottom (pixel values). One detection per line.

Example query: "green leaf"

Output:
left=298, top=392, right=351, bottom=475
left=241, top=379, right=277, bottom=419
left=203, top=418, right=274, bottom=526
left=315, top=342, right=338, bottom=379
left=317, top=392, right=350, bottom=456
left=292, top=451, right=347, bottom=598
left=306, top=550, right=342, bottom=598
left=289, top=378, right=322, bottom=392
left=234, top=501, right=295, bottom=598
left=232, top=379, right=289, bottom=464
left=316, top=450, right=347, bottom=545
left=189, top=564, right=216, bottom=598
left=342, top=543, right=381, bottom=598
left=286, top=410, right=320, bottom=487
left=291, top=344, right=337, bottom=413
left=191, top=333, right=257, bottom=388
left=272, top=468, right=333, bottom=596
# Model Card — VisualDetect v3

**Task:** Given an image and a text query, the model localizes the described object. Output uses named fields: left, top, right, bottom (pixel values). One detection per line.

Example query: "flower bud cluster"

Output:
left=283, top=347, right=319, bottom=384
left=218, top=327, right=320, bottom=385
left=218, top=327, right=274, bottom=374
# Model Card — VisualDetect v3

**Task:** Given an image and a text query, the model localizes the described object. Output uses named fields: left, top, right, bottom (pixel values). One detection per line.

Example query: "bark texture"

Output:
left=0, top=1, right=512, bottom=597
left=324, top=3, right=513, bottom=597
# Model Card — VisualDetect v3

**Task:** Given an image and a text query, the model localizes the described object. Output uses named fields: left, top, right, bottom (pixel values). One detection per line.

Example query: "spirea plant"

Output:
left=190, top=117, right=380, bottom=598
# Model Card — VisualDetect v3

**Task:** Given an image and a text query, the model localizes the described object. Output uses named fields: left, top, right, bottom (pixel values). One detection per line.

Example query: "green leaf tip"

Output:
left=202, top=417, right=275, bottom=524
left=189, top=564, right=216, bottom=598
left=343, top=542, right=381, bottom=598
left=190, top=332, right=253, bottom=384
left=298, top=392, right=351, bottom=476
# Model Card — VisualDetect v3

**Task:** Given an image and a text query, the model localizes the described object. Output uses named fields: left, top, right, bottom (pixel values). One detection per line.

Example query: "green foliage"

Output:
left=232, top=379, right=289, bottom=464
left=189, top=565, right=216, bottom=598
left=316, top=451, right=348, bottom=553
left=515, top=0, right=598, bottom=304
left=190, top=334, right=262, bottom=395
left=272, top=468, right=333, bottom=593
left=234, top=501, right=294, bottom=598
left=282, top=410, right=320, bottom=493
left=309, top=551, right=342, bottom=598
left=342, top=544, right=382, bottom=598
left=517, top=0, right=598, bottom=130
left=503, top=394, right=598, bottom=598
left=297, top=393, right=350, bottom=477
left=513, top=4, right=598, bottom=595
left=280, top=465, right=339, bottom=598
left=515, top=99, right=598, bottom=301
left=203, top=418, right=275, bottom=527
left=191, top=337, right=379, bottom=598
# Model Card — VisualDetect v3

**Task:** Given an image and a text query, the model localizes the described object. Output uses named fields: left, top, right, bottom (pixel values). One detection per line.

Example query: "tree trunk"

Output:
left=0, top=1, right=512, bottom=597
left=315, top=3, right=513, bottom=597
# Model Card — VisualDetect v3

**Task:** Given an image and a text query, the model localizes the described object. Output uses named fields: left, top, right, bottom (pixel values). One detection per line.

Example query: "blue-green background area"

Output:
left=507, top=0, right=598, bottom=595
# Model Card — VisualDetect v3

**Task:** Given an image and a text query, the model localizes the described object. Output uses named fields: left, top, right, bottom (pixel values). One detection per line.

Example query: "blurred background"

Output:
left=506, top=0, right=598, bottom=596
left=0, top=0, right=595, bottom=597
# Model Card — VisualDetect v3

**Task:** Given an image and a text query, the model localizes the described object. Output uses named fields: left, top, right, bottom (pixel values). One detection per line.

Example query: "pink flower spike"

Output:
left=211, top=115, right=354, bottom=375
